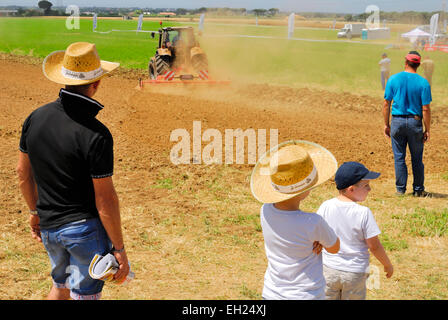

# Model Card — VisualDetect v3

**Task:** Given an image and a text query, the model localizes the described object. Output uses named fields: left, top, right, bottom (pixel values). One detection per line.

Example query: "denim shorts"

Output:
left=41, top=218, right=112, bottom=300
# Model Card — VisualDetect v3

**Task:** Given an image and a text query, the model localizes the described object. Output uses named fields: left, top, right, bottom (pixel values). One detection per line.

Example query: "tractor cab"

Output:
left=153, top=27, right=197, bottom=49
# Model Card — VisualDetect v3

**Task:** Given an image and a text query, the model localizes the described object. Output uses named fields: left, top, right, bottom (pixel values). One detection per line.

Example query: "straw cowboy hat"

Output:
left=251, top=140, right=337, bottom=204
left=43, top=42, right=120, bottom=85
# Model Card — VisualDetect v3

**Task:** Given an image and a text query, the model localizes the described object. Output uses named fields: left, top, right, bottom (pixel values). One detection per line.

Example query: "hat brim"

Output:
left=362, top=171, right=381, bottom=180
left=250, top=140, right=338, bottom=204
left=43, top=50, right=120, bottom=85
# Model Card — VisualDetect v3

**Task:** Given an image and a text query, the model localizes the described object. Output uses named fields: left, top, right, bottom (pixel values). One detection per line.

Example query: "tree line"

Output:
left=1, top=2, right=444, bottom=25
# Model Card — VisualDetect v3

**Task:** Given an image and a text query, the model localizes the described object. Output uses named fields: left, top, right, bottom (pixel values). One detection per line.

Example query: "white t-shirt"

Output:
left=260, top=203, right=338, bottom=300
left=317, top=198, right=381, bottom=273
left=379, top=58, right=391, bottom=72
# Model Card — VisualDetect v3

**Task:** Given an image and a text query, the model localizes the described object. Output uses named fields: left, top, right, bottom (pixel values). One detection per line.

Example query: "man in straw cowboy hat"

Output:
left=251, top=140, right=340, bottom=300
left=16, top=42, right=129, bottom=300
left=383, top=51, right=432, bottom=197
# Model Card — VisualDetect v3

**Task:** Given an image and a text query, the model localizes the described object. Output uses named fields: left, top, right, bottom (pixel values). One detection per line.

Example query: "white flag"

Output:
left=288, top=13, right=295, bottom=39
left=137, top=14, right=143, bottom=31
left=199, top=13, right=205, bottom=32
left=93, top=13, right=97, bottom=32
left=430, top=13, right=439, bottom=45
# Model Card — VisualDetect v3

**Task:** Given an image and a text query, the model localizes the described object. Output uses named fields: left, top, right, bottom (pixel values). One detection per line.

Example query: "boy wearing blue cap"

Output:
left=316, top=162, right=393, bottom=300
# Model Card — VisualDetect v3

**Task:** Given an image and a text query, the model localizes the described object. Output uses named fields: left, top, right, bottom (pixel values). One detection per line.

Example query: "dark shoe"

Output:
left=412, top=190, right=432, bottom=198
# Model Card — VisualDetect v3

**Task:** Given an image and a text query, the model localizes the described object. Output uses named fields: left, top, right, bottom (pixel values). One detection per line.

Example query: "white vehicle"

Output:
left=337, top=23, right=366, bottom=39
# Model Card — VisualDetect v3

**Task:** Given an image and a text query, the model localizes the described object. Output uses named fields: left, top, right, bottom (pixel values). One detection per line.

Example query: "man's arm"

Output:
left=93, top=177, right=129, bottom=282
left=422, top=104, right=431, bottom=143
left=382, top=99, right=392, bottom=138
left=366, top=236, right=393, bottom=278
left=16, top=152, right=41, bottom=242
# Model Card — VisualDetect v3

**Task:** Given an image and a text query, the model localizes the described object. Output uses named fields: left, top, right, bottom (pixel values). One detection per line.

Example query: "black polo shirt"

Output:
left=19, top=89, right=114, bottom=229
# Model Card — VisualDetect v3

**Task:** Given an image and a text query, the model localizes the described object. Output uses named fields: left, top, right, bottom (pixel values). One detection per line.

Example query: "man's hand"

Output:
left=112, top=250, right=130, bottom=283
left=29, top=214, right=41, bottom=242
left=384, top=125, right=391, bottom=138
left=423, top=130, right=430, bottom=143
left=313, top=241, right=323, bottom=255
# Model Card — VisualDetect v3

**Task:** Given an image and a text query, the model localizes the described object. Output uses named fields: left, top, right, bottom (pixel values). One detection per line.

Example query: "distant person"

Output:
left=382, top=51, right=432, bottom=197
left=317, top=162, right=394, bottom=300
left=421, top=56, right=434, bottom=87
left=251, top=140, right=340, bottom=300
left=17, top=42, right=129, bottom=300
left=378, top=53, right=391, bottom=90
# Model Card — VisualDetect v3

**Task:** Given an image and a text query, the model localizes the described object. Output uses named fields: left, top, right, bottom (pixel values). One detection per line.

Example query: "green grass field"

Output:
left=1, top=17, right=446, bottom=104
left=1, top=17, right=448, bottom=301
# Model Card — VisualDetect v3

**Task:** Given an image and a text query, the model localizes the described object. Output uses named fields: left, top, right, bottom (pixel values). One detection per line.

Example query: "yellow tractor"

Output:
left=139, top=26, right=230, bottom=88
left=148, top=26, right=210, bottom=82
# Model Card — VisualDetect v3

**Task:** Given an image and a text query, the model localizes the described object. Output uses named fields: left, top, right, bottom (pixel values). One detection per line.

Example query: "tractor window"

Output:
left=170, top=31, right=179, bottom=45
left=175, top=30, right=194, bottom=47
left=184, top=32, right=194, bottom=46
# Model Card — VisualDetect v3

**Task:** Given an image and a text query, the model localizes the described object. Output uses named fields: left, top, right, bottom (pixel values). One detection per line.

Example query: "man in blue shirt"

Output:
left=382, top=51, right=432, bottom=197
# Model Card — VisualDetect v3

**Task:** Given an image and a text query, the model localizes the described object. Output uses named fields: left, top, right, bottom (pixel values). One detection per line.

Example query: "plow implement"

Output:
left=138, top=70, right=231, bottom=89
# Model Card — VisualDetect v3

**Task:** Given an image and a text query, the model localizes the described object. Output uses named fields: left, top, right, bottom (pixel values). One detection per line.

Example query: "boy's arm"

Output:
left=366, top=236, right=393, bottom=278
left=312, top=238, right=339, bottom=255
left=313, top=213, right=340, bottom=254
left=324, top=238, right=340, bottom=254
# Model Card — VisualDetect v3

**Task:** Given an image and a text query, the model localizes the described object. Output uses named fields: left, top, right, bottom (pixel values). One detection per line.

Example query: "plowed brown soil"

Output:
left=1, top=54, right=448, bottom=299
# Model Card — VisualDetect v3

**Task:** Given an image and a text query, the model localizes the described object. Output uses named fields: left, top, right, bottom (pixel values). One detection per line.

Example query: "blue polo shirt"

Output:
left=384, top=71, right=432, bottom=117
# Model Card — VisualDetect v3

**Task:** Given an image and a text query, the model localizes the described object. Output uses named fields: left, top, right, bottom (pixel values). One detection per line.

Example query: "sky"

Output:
left=2, top=0, right=445, bottom=13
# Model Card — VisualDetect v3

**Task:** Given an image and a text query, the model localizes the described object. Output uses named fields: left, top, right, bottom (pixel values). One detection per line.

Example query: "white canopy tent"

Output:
left=401, top=28, right=432, bottom=43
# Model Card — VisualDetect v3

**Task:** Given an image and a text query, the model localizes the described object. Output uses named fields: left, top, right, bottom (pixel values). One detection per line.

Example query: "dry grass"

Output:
left=3, top=165, right=446, bottom=299
left=1, top=55, right=447, bottom=300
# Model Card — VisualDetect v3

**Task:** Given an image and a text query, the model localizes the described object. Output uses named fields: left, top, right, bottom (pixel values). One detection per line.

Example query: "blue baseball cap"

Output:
left=335, top=162, right=380, bottom=190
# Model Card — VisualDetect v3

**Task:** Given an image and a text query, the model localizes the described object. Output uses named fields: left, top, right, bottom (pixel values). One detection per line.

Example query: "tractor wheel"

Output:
left=191, top=54, right=208, bottom=72
left=148, top=60, right=156, bottom=80
left=155, top=54, right=170, bottom=75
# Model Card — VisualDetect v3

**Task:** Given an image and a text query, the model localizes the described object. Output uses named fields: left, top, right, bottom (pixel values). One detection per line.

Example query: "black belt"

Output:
left=393, top=114, right=422, bottom=120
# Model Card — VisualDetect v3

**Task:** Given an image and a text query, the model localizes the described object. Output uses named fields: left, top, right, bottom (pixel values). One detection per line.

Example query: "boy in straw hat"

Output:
left=251, top=140, right=340, bottom=300
left=317, top=162, right=393, bottom=300
left=17, top=42, right=129, bottom=300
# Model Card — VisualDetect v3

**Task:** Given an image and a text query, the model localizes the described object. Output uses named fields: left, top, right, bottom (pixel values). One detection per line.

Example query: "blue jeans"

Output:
left=390, top=116, right=425, bottom=193
left=41, top=218, right=112, bottom=300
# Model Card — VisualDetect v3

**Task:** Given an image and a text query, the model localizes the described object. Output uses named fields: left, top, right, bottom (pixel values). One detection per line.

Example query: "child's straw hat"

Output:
left=250, top=140, right=337, bottom=204
left=43, top=42, right=119, bottom=85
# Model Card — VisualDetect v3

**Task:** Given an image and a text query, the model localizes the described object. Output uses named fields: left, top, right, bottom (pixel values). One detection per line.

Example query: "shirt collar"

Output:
left=59, top=88, right=104, bottom=118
